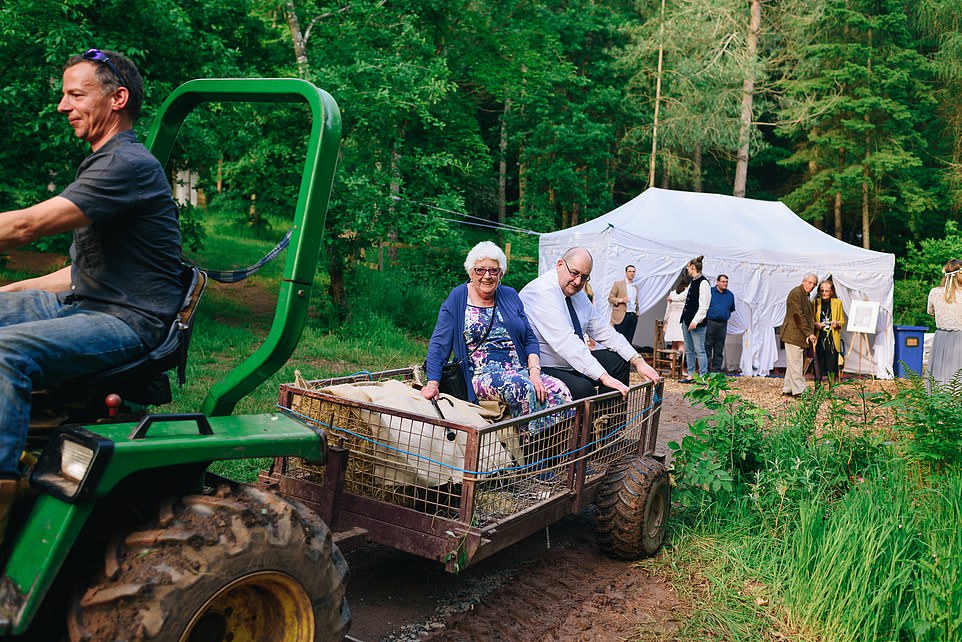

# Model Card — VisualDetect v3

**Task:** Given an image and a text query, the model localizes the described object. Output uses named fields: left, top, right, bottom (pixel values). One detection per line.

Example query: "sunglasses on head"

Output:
left=82, top=48, right=126, bottom=88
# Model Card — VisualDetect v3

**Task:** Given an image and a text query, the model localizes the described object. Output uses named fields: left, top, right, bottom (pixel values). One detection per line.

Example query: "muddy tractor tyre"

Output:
left=595, top=454, right=670, bottom=560
left=67, top=485, right=350, bottom=642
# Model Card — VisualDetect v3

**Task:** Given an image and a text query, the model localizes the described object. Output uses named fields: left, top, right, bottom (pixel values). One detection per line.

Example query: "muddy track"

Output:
left=343, top=380, right=702, bottom=642
left=344, top=513, right=684, bottom=642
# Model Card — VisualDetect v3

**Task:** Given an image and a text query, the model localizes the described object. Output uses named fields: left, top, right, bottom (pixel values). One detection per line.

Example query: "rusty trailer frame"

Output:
left=259, top=368, right=664, bottom=573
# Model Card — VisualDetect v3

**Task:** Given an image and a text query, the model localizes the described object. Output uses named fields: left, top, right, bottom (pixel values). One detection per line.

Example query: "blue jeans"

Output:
left=0, top=291, right=145, bottom=475
left=683, top=324, right=708, bottom=376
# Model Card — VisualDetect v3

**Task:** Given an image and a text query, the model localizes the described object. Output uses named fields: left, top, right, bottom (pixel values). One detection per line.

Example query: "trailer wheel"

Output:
left=67, top=485, right=350, bottom=642
left=595, top=454, right=670, bottom=559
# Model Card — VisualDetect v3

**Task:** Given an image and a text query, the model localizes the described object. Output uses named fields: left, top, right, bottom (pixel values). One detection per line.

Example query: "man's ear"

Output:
left=111, top=86, right=130, bottom=112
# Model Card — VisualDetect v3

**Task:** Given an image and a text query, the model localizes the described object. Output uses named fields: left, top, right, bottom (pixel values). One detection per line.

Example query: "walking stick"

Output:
left=808, top=337, right=821, bottom=383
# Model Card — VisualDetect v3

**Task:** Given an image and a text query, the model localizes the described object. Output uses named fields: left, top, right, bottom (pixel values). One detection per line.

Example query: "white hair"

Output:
left=464, top=241, right=507, bottom=276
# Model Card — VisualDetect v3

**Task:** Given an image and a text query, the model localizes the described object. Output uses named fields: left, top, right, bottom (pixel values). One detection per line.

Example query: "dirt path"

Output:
left=343, top=380, right=707, bottom=642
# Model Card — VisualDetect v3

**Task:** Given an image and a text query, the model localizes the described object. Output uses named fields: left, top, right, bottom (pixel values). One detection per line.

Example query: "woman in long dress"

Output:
left=664, top=272, right=691, bottom=376
left=926, top=258, right=962, bottom=385
left=812, top=278, right=846, bottom=384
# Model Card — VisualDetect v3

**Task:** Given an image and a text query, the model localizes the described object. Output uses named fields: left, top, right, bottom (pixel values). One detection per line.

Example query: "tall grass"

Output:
left=780, top=462, right=918, bottom=641
left=914, top=471, right=962, bottom=642
left=667, top=376, right=962, bottom=642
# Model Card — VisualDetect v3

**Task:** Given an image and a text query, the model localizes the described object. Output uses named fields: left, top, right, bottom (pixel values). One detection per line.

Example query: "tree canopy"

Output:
left=1, top=0, right=960, bottom=312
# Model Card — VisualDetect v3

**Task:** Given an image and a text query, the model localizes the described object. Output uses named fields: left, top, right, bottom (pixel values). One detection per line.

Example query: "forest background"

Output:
left=2, top=0, right=962, bottom=331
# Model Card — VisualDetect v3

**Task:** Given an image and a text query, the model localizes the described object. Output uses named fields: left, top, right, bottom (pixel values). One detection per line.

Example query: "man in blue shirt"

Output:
left=705, top=275, right=735, bottom=373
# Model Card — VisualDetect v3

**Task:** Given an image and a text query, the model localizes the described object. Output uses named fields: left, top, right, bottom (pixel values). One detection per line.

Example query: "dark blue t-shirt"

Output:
left=59, top=130, right=182, bottom=347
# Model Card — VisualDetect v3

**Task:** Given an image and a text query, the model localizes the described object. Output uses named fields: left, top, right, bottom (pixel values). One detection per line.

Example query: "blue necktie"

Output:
left=565, top=296, right=584, bottom=340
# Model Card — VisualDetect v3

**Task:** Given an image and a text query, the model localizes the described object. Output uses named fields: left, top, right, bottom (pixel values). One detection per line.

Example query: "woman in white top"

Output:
left=926, top=258, right=962, bottom=385
left=664, top=271, right=691, bottom=375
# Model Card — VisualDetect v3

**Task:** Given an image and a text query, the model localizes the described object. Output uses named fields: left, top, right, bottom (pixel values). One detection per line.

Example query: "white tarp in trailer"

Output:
left=536, top=187, right=895, bottom=378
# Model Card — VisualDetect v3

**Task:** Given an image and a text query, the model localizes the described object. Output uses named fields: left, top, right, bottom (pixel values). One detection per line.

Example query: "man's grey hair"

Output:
left=464, top=241, right=507, bottom=276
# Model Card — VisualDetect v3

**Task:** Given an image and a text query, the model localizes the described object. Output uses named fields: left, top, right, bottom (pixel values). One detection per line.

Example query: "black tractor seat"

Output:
left=31, top=265, right=207, bottom=424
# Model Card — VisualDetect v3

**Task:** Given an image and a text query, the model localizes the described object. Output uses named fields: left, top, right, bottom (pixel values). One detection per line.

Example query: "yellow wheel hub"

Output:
left=180, top=571, right=315, bottom=642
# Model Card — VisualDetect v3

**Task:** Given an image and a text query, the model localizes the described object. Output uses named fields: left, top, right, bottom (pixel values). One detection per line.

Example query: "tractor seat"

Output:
left=43, top=265, right=207, bottom=417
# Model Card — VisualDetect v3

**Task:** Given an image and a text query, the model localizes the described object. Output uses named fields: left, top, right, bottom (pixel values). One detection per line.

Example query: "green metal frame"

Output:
left=145, top=78, right=342, bottom=416
left=0, top=79, right=342, bottom=634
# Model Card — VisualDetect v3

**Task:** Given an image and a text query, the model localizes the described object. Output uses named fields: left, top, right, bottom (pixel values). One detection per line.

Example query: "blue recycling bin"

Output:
left=893, top=325, right=928, bottom=377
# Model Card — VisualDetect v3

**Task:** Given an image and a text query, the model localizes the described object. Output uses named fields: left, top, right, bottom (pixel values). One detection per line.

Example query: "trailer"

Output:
left=261, top=368, right=669, bottom=572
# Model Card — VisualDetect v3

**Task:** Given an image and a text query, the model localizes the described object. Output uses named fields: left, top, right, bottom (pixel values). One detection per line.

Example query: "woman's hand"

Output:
left=420, top=381, right=440, bottom=401
left=815, top=321, right=823, bottom=330
left=528, top=366, right=547, bottom=404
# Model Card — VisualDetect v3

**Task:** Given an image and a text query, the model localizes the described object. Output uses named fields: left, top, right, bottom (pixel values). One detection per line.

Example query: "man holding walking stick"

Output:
left=779, top=274, right=818, bottom=397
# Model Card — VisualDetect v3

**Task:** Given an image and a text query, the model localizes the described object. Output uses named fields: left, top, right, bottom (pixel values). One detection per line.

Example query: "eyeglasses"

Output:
left=473, top=267, right=502, bottom=277
left=562, top=259, right=591, bottom=283
left=82, top=49, right=126, bottom=88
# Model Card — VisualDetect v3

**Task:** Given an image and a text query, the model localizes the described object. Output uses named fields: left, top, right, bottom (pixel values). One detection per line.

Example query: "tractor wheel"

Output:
left=67, top=485, right=350, bottom=642
left=595, top=454, right=670, bottom=560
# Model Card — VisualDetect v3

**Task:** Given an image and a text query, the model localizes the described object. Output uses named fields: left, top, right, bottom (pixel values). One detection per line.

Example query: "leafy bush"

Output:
left=671, top=378, right=891, bottom=530
left=667, top=374, right=767, bottom=509
left=346, top=266, right=449, bottom=337
left=913, top=470, right=962, bottom=642
left=885, top=372, right=962, bottom=469
left=895, top=219, right=962, bottom=326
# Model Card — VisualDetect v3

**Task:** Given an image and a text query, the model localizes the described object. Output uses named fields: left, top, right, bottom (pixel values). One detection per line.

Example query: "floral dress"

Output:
left=464, top=303, right=571, bottom=434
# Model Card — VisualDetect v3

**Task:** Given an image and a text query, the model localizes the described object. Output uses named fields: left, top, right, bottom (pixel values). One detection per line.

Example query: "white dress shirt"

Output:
left=626, top=279, right=638, bottom=313
left=520, top=270, right=637, bottom=380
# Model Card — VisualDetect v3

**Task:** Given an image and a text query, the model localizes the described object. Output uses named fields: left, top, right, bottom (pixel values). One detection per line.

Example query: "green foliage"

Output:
left=776, top=0, right=945, bottom=252
left=176, top=202, right=207, bottom=253
left=781, top=464, right=920, bottom=642
left=885, top=371, right=962, bottom=468
left=667, top=374, right=767, bottom=508
left=895, top=219, right=962, bottom=325
left=913, top=470, right=962, bottom=642
left=345, top=266, right=449, bottom=337
left=665, top=375, right=961, bottom=641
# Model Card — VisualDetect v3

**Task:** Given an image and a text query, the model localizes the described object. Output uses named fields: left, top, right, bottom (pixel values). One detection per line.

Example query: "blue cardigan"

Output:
left=425, top=283, right=540, bottom=403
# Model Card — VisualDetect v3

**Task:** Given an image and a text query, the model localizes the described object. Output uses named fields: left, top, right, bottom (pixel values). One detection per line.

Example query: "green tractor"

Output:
left=0, top=79, right=349, bottom=641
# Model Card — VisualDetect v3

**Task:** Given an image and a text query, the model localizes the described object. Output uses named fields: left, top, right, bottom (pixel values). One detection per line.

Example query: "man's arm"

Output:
left=0, top=196, right=89, bottom=252
left=607, top=281, right=624, bottom=306
left=0, top=265, right=71, bottom=293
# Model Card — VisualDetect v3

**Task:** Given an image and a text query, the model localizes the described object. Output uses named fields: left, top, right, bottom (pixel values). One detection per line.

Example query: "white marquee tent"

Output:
left=537, top=188, right=896, bottom=378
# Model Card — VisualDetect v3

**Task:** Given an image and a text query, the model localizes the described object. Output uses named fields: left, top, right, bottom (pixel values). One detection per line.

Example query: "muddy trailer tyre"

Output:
left=595, top=454, right=670, bottom=560
left=67, top=485, right=350, bottom=642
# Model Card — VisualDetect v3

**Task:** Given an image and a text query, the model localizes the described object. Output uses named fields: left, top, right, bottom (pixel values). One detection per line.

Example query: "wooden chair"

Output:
left=652, top=319, right=683, bottom=379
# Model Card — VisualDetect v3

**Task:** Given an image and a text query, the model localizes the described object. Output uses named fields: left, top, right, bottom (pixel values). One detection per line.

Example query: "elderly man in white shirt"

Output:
left=519, top=247, right=661, bottom=399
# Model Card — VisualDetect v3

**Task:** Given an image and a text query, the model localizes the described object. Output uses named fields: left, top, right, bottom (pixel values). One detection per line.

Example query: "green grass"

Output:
left=662, top=377, right=962, bottom=642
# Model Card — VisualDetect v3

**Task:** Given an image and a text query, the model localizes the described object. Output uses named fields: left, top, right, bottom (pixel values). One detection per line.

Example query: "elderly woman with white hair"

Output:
left=422, top=241, right=571, bottom=422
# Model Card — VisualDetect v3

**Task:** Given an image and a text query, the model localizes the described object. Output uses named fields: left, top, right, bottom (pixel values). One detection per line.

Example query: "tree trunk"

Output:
left=498, top=97, right=510, bottom=243
left=834, top=146, right=844, bottom=239
left=733, top=0, right=761, bottom=198
left=282, top=0, right=310, bottom=80
left=861, top=28, right=872, bottom=249
left=328, top=254, right=347, bottom=320
left=693, top=143, right=702, bottom=192
left=649, top=0, right=666, bottom=188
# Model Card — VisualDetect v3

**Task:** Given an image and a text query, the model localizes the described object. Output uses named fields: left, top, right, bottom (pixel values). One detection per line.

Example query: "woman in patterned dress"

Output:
left=422, top=242, right=571, bottom=428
